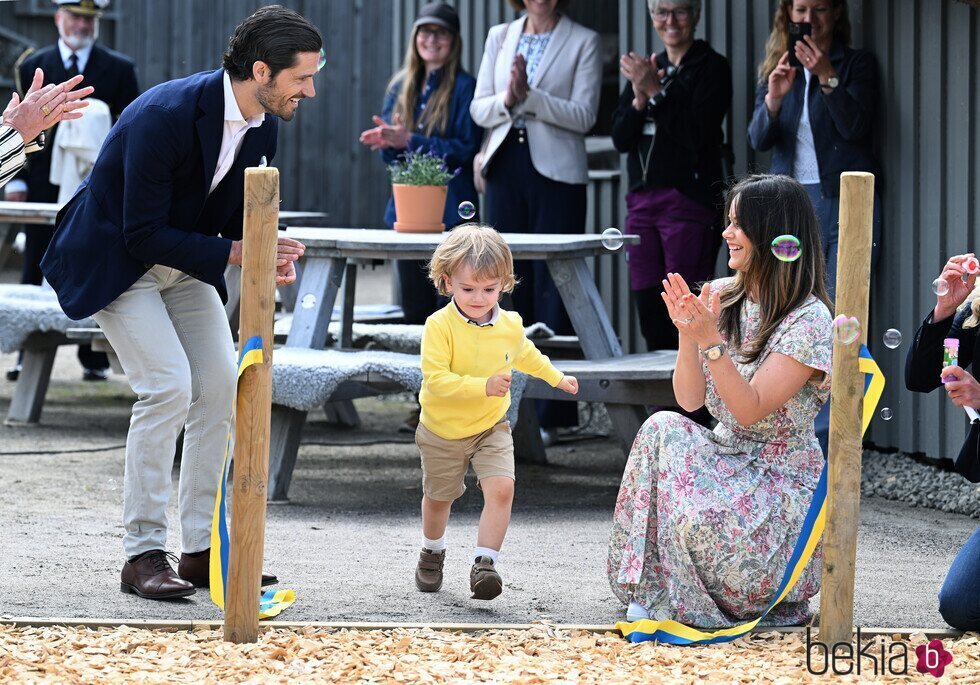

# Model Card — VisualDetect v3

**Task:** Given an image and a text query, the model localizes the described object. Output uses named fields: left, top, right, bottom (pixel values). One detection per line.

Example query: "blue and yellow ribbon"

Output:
left=618, top=344, right=884, bottom=645
left=209, top=335, right=295, bottom=619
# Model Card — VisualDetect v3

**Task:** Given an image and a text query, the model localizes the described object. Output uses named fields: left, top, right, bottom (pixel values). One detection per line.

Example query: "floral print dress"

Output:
left=607, top=279, right=833, bottom=627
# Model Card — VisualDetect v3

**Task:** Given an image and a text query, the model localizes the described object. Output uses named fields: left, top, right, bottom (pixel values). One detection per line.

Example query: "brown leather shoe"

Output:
left=177, top=548, right=278, bottom=588
left=120, top=550, right=196, bottom=599
left=470, top=556, right=503, bottom=600
left=415, top=548, right=445, bottom=592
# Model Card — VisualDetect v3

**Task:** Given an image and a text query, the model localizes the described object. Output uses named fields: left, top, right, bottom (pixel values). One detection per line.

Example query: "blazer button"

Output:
left=143, top=263, right=153, bottom=269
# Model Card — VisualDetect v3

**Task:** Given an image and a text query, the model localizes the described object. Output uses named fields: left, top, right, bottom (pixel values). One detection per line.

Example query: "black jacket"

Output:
left=906, top=308, right=977, bottom=395
left=16, top=42, right=139, bottom=203
left=610, top=40, right=732, bottom=211
left=747, top=43, right=879, bottom=198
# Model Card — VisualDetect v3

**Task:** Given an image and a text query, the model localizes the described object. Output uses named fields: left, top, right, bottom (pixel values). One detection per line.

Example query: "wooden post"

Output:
left=224, top=167, right=279, bottom=643
left=819, top=171, right=875, bottom=645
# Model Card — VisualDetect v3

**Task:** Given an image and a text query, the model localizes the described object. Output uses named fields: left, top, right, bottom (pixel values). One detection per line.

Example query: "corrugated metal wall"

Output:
left=0, top=0, right=393, bottom=227
left=3, top=1, right=978, bottom=458
left=393, top=0, right=980, bottom=460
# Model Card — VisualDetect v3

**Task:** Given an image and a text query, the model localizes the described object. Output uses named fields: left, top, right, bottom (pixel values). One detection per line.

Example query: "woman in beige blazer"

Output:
left=470, top=0, right=601, bottom=442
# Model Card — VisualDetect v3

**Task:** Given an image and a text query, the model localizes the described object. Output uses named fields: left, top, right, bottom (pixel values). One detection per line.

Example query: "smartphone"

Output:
left=787, top=21, right=812, bottom=68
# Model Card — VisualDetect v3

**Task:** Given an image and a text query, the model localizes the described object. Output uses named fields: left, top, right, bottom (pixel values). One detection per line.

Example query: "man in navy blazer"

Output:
left=41, top=5, right=321, bottom=600
left=6, top=0, right=139, bottom=381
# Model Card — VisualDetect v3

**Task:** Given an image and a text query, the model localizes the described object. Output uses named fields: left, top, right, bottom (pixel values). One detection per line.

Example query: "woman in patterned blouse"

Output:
left=470, top=0, right=602, bottom=444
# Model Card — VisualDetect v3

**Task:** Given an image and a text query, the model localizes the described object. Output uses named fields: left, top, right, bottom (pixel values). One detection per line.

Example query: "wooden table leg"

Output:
left=0, top=224, right=18, bottom=272
left=284, top=257, right=346, bottom=349
left=547, top=257, right=646, bottom=454
left=269, top=257, right=347, bottom=501
left=6, top=346, right=57, bottom=424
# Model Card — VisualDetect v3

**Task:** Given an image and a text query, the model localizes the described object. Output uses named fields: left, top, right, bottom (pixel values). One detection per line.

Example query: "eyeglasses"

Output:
left=652, top=7, right=693, bottom=21
left=418, top=26, right=453, bottom=42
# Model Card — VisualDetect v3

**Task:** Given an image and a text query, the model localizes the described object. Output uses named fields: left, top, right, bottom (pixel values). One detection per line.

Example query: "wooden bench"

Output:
left=266, top=348, right=675, bottom=501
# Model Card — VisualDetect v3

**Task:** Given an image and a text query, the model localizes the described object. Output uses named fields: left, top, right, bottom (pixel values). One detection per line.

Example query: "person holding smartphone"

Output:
left=748, top=0, right=881, bottom=456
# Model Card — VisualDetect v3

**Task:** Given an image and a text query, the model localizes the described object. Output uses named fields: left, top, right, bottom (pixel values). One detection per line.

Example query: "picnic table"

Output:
left=0, top=201, right=328, bottom=271
left=265, top=227, right=677, bottom=500
left=0, top=201, right=326, bottom=424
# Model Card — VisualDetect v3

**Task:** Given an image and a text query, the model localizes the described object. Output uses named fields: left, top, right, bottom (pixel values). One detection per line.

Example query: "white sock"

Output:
left=423, top=535, right=446, bottom=552
left=626, top=601, right=650, bottom=622
left=473, top=546, right=498, bottom=564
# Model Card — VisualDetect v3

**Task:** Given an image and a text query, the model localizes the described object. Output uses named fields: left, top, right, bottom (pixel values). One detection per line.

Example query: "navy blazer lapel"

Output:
left=42, top=48, right=69, bottom=86
left=82, top=44, right=109, bottom=83
left=195, top=69, right=225, bottom=197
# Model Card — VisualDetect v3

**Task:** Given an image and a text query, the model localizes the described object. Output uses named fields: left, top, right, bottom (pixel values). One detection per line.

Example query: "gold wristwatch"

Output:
left=701, top=343, right=725, bottom=361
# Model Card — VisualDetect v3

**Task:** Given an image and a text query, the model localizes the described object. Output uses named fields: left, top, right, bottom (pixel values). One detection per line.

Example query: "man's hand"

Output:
left=556, top=375, right=578, bottom=395
left=486, top=373, right=512, bottom=397
left=276, top=236, right=305, bottom=267
left=276, top=260, right=297, bottom=286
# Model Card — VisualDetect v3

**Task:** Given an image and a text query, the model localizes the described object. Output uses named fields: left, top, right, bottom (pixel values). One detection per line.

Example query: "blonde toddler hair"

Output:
left=428, top=223, right=517, bottom=297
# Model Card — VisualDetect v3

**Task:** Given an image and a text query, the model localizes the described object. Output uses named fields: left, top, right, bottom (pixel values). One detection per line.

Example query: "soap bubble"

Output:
left=770, top=235, right=801, bottom=262
left=317, top=48, right=327, bottom=72
left=457, top=201, right=476, bottom=220
left=601, top=227, right=624, bottom=251
left=833, top=315, right=860, bottom=345
left=301, top=294, right=317, bottom=309
left=932, top=278, right=949, bottom=297
left=880, top=407, right=892, bottom=421
left=882, top=329, right=902, bottom=349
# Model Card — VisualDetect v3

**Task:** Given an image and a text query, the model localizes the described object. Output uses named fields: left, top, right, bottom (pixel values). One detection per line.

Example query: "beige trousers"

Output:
left=93, top=265, right=237, bottom=558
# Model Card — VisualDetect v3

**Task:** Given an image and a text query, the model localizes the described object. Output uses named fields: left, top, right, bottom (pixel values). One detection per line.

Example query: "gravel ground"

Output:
left=0, top=345, right=977, bottom=631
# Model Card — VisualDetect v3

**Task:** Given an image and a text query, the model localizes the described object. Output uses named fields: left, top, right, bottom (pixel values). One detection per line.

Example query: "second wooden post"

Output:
left=224, top=167, right=279, bottom=643
left=819, top=171, right=875, bottom=646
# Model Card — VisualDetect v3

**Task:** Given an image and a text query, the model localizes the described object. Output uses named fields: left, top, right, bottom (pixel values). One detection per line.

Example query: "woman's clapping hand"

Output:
left=620, top=51, right=663, bottom=109
left=661, top=273, right=723, bottom=348
left=358, top=113, right=411, bottom=151
left=504, top=54, right=529, bottom=108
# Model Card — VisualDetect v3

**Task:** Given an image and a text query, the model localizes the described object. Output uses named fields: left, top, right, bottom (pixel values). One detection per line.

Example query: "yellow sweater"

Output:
left=419, top=303, right=565, bottom=440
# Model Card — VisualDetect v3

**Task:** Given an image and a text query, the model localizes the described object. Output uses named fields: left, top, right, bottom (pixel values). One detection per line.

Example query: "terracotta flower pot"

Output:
left=392, top=184, right=447, bottom=233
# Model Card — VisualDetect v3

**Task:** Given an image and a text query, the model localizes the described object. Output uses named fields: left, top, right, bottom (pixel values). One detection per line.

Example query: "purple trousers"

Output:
left=625, top=187, right=720, bottom=351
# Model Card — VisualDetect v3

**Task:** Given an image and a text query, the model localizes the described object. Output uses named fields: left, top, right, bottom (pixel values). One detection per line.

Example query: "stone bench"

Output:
left=267, top=347, right=676, bottom=501
left=0, top=285, right=103, bottom=424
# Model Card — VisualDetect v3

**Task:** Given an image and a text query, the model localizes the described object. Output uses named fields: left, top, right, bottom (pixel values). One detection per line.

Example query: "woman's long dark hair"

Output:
left=717, top=175, right=831, bottom=363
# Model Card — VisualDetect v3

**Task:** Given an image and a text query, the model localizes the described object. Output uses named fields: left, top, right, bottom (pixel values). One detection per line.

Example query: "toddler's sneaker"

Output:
left=415, top=548, right=445, bottom=592
left=470, top=555, right=503, bottom=600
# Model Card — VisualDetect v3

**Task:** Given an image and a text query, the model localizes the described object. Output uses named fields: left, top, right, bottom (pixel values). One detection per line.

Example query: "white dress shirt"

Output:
left=210, top=71, right=264, bottom=195
left=58, top=39, right=93, bottom=74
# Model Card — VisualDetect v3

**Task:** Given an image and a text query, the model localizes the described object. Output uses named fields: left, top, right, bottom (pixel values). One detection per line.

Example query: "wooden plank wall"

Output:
left=3, top=1, right=980, bottom=458
left=0, top=0, right=393, bottom=227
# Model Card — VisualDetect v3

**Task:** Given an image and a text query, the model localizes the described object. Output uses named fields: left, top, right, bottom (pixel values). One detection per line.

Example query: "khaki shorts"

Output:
left=415, top=420, right=515, bottom=501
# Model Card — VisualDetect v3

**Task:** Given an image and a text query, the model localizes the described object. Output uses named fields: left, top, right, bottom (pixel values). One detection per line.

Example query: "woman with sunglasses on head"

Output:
left=360, top=2, right=482, bottom=327
left=608, top=175, right=833, bottom=628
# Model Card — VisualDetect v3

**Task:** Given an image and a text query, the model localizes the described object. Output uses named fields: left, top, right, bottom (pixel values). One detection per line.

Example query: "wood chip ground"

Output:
left=1, top=624, right=977, bottom=683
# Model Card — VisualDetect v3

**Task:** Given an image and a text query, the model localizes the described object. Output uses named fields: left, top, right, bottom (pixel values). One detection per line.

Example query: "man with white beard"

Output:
left=5, top=0, right=139, bottom=382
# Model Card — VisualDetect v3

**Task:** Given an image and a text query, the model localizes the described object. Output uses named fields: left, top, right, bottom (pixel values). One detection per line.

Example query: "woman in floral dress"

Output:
left=608, top=174, right=834, bottom=628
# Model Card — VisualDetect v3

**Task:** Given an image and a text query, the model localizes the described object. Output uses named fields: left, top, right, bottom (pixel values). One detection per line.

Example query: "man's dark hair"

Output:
left=222, top=5, right=323, bottom=81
